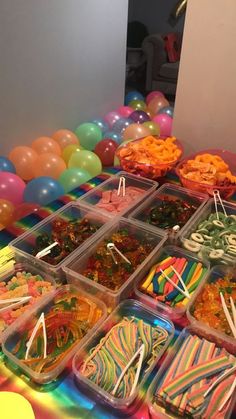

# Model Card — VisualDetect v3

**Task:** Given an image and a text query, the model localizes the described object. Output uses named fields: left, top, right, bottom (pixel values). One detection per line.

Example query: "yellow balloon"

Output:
left=0, top=392, right=35, bottom=419
left=62, top=144, right=83, bottom=165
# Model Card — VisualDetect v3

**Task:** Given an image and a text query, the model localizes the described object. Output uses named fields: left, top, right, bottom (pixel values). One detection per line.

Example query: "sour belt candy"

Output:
left=80, top=316, right=169, bottom=399
left=96, top=187, right=143, bottom=214
left=139, top=256, right=207, bottom=308
left=153, top=334, right=236, bottom=418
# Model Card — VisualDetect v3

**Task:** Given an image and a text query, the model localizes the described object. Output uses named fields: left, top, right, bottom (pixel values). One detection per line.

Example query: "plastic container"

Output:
left=2, top=284, right=107, bottom=384
left=78, top=171, right=158, bottom=217
left=147, top=326, right=236, bottom=419
left=63, top=218, right=167, bottom=310
left=72, top=299, right=174, bottom=413
left=116, top=136, right=183, bottom=180
left=187, top=265, right=236, bottom=354
left=0, top=261, right=56, bottom=344
left=134, top=245, right=210, bottom=320
left=180, top=198, right=236, bottom=265
left=176, top=149, right=236, bottom=199
left=9, top=202, right=111, bottom=279
left=129, top=183, right=208, bottom=243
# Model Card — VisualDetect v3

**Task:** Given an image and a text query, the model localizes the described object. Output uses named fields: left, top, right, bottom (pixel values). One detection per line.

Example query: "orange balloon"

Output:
left=31, top=136, right=61, bottom=156
left=33, top=153, right=66, bottom=179
left=148, top=97, right=170, bottom=115
left=0, top=199, right=14, bottom=226
left=122, top=123, right=151, bottom=141
left=9, top=146, right=38, bottom=180
left=52, top=129, right=79, bottom=149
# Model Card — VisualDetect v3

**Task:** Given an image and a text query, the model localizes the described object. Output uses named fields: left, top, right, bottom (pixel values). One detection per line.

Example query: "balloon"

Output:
left=33, top=153, right=66, bottom=179
left=0, top=172, right=25, bottom=205
left=146, top=91, right=164, bottom=105
left=74, top=123, right=102, bottom=151
left=94, top=139, right=118, bottom=166
left=128, top=100, right=147, bottom=112
left=148, top=96, right=170, bottom=115
left=143, top=121, right=160, bottom=136
left=24, top=177, right=64, bottom=206
left=0, top=156, right=16, bottom=173
left=125, top=91, right=144, bottom=105
left=52, top=129, right=79, bottom=149
left=157, top=106, right=174, bottom=117
left=13, top=202, right=40, bottom=222
left=112, top=117, right=133, bottom=134
left=0, top=199, right=14, bottom=226
left=104, top=111, right=121, bottom=128
left=102, top=131, right=122, bottom=145
left=8, top=146, right=38, bottom=180
left=130, top=110, right=150, bottom=124
left=59, top=168, right=91, bottom=193
left=91, top=118, right=109, bottom=134
left=31, top=136, right=61, bottom=155
left=122, top=123, right=151, bottom=141
left=62, top=144, right=83, bottom=165
left=117, top=106, right=133, bottom=118
left=152, top=114, right=173, bottom=136
left=68, top=150, right=102, bottom=178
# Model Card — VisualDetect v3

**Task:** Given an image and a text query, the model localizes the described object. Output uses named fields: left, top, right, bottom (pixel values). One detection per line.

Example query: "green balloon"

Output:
left=58, top=168, right=91, bottom=193
left=74, top=123, right=102, bottom=151
left=68, top=150, right=102, bottom=177
left=128, top=99, right=147, bottom=111
left=143, top=121, right=160, bottom=136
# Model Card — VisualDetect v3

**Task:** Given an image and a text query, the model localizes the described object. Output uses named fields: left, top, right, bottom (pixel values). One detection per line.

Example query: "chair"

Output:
left=142, top=33, right=182, bottom=95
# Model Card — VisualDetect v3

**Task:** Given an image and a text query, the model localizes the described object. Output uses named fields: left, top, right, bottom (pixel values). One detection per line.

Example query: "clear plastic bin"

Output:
left=2, top=284, right=107, bottom=384
left=0, top=261, right=56, bottom=344
left=63, top=218, right=167, bottom=310
left=128, top=183, right=208, bottom=243
left=187, top=265, right=236, bottom=354
left=147, top=326, right=236, bottom=419
left=9, top=202, right=111, bottom=279
left=78, top=171, right=158, bottom=217
left=180, top=198, right=236, bottom=265
left=72, top=299, right=174, bottom=413
left=134, top=245, right=210, bottom=320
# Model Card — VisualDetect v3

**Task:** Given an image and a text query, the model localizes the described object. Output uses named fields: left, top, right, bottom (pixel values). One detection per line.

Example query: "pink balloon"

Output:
left=146, top=91, right=164, bottom=105
left=0, top=172, right=25, bottom=205
left=117, top=106, right=133, bottom=118
left=104, top=111, right=121, bottom=128
left=152, top=114, right=173, bottom=136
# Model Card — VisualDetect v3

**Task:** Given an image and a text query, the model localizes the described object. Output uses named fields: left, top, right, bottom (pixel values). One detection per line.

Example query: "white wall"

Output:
left=128, top=0, right=185, bottom=34
left=173, top=0, right=236, bottom=153
left=0, top=0, right=128, bottom=154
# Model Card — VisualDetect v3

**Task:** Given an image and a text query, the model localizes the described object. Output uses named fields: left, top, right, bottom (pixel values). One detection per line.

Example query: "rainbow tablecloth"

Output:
left=0, top=169, right=235, bottom=419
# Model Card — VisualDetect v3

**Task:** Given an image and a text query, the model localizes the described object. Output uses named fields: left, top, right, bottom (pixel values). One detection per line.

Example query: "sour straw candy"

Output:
left=139, top=255, right=207, bottom=308
left=0, top=270, right=54, bottom=334
left=79, top=316, right=169, bottom=399
left=153, top=334, right=236, bottom=418
left=10, top=289, right=103, bottom=374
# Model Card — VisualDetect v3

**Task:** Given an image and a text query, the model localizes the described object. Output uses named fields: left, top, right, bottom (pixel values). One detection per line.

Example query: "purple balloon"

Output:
left=104, top=111, right=121, bottom=128
left=130, top=110, right=150, bottom=124
left=112, top=117, right=133, bottom=134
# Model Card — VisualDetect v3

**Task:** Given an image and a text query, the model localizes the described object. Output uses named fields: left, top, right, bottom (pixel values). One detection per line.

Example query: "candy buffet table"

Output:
left=0, top=168, right=235, bottom=419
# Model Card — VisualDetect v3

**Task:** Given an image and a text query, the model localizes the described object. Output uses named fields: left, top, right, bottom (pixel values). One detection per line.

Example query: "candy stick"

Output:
left=36, top=241, right=59, bottom=259
left=25, top=312, right=47, bottom=360
left=204, top=363, right=236, bottom=398
left=171, top=265, right=191, bottom=298
left=141, top=265, right=156, bottom=289
left=164, top=258, right=186, bottom=294
left=0, top=295, right=32, bottom=313
left=220, top=292, right=236, bottom=338
left=117, top=176, right=126, bottom=197
left=111, top=343, right=145, bottom=396
left=218, top=376, right=236, bottom=412
left=160, top=269, right=190, bottom=299
left=203, top=375, right=235, bottom=418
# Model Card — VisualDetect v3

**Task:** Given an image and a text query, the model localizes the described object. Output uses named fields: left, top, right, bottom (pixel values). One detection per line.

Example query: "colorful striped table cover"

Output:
left=0, top=168, right=235, bottom=419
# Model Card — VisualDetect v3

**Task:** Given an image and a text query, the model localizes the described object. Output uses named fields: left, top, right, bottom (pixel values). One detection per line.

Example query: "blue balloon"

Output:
left=125, top=91, right=144, bottom=105
left=24, top=176, right=65, bottom=206
left=112, top=117, right=133, bottom=134
left=158, top=106, right=174, bottom=117
left=91, top=118, right=109, bottom=134
left=103, top=131, right=122, bottom=145
left=0, top=156, right=16, bottom=173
